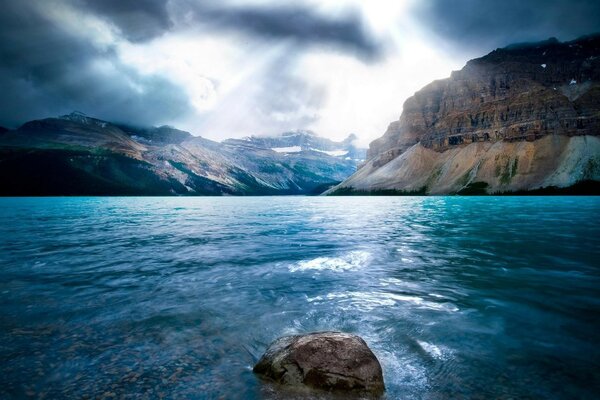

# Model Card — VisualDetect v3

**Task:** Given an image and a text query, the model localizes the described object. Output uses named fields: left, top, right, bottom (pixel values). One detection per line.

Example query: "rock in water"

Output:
left=253, top=331, right=385, bottom=395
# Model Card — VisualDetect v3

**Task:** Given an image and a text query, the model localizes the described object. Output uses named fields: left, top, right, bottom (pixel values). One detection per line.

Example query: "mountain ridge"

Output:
left=0, top=113, right=365, bottom=196
left=329, top=35, right=600, bottom=195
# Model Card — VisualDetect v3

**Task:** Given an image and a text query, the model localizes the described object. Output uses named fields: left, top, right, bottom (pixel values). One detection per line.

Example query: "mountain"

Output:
left=329, top=35, right=600, bottom=195
left=0, top=112, right=364, bottom=196
left=224, top=131, right=366, bottom=161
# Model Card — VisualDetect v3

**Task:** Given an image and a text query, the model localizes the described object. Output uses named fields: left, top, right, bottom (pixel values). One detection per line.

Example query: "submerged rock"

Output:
left=253, top=331, right=384, bottom=395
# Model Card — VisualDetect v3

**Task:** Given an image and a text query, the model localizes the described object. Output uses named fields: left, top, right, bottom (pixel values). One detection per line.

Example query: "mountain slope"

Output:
left=224, top=131, right=366, bottom=161
left=330, top=35, right=600, bottom=195
left=0, top=113, right=361, bottom=195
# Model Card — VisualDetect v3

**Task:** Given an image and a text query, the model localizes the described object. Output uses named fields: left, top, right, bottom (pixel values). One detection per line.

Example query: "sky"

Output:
left=1, top=0, right=599, bottom=146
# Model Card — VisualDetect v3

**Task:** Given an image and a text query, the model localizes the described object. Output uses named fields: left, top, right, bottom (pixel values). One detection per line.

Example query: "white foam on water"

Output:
left=416, top=340, right=450, bottom=360
left=307, top=291, right=459, bottom=312
left=377, top=349, right=430, bottom=394
left=428, top=293, right=446, bottom=299
left=379, top=278, right=422, bottom=291
left=396, top=245, right=419, bottom=253
left=289, top=251, right=370, bottom=272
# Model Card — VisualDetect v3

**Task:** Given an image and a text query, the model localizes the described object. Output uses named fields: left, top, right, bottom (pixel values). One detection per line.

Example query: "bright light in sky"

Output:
left=9, top=0, right=596, bottom=147
left=43, top=0, right=454, bottom=146
left=102, top=0, right=461, bottom=146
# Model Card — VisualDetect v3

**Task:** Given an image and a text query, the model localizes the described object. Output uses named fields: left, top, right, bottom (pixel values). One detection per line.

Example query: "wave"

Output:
left=289, top=250, right=371, bottom=272
left=307, top=291, right=459, bottom=312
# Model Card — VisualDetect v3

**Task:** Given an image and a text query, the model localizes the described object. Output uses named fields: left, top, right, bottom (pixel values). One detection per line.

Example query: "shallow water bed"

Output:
left=0, top=196, right=599, bottom=399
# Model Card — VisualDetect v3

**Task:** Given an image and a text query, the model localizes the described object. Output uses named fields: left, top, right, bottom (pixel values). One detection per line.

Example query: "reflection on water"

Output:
left=0, top=196, right=599, bottom=399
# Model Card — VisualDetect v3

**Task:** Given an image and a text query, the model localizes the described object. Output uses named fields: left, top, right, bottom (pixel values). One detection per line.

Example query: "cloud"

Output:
left=75, top=0, right=384, bottom=60
left=189, top=4, right=384, bottom=62
left=254, top=61, right=324, bottom=129
left=178, top=50, right=326, bottom=138
left=0, top=1, right=192, bottom=128
left=414, top=0, right=600, bottom=54
left=0, top=0, right=384, bottom=131
left=6, top=0, right=596, bottom=143
left=77, top=0, right=173, bottom=42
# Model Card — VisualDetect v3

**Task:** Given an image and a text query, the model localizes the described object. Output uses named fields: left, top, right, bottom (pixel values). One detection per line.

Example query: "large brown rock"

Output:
left=253, top=332, right=385, bottom=395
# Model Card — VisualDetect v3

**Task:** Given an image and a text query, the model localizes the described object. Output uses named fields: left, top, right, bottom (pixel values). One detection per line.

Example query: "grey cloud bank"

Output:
left=415, top=0, right=600, bottom=54
left=0, top=1, right=192, bottom=128
left=0, top=0, right=381, bottom=130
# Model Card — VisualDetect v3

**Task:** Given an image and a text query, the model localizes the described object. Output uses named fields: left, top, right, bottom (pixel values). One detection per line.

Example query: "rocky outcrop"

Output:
left=335, top=135, right=600, bottom=194
left=253, top=332, right=384, bottom=395
left=333, top=35, right=600, bottom=195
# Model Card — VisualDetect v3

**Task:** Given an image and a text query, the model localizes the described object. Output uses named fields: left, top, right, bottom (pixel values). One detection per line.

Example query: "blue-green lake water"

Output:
left=0, top=197, right=599, bottom=399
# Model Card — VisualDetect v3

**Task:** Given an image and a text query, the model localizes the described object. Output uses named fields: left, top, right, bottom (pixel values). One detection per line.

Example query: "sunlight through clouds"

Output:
left=2, top=0, right=596, bottom=146
left=100, top=0, right=462, bottom=144
left=0, top=0, right=464, bottom=142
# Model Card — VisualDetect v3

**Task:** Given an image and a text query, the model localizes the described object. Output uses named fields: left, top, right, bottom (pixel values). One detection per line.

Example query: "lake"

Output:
left=0, top=197, right=599, bottom=399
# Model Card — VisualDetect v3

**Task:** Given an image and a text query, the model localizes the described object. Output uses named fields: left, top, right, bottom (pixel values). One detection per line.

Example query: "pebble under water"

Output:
left=0, top=196, right=599, bottom=399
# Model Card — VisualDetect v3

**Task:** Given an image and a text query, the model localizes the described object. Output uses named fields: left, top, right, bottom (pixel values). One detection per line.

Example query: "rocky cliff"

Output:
left=0, top=113, right=363, bottom=196
left=331, top=35, right=600, bottom=194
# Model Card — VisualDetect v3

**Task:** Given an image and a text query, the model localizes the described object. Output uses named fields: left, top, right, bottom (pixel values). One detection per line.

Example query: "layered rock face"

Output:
left=334, top=35, right=600, bottom=194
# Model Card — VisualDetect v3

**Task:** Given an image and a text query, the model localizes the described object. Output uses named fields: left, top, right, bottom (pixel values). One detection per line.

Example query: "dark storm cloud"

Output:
left=77, top=0, right=173, bottom=42
left=69, top=0, right=383, bottom=60
left=191, top=5, right=383, bottom=61
left=0, top=1, right=192, bottom=128
left=415, top=0, right=600, bottom=53
left=0, top=0, right=384, bottom=129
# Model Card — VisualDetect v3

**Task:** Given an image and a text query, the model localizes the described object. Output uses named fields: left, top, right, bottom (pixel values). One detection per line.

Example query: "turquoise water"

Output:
left=0, top=197, right=599, bottom=399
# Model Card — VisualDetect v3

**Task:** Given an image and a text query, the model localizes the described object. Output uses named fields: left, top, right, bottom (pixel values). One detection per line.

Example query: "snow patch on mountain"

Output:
left=271, top=146, right=302, bottom=153
left=311, top=149, right=349, bottom=157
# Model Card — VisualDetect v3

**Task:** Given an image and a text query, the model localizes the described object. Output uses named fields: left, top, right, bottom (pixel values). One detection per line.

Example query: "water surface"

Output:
left=1, top=197, right=599, bottom=399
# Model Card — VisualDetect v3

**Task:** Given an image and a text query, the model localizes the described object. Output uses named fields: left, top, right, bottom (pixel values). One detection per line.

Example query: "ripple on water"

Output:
left=1, top=197, right=599, bottom=399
